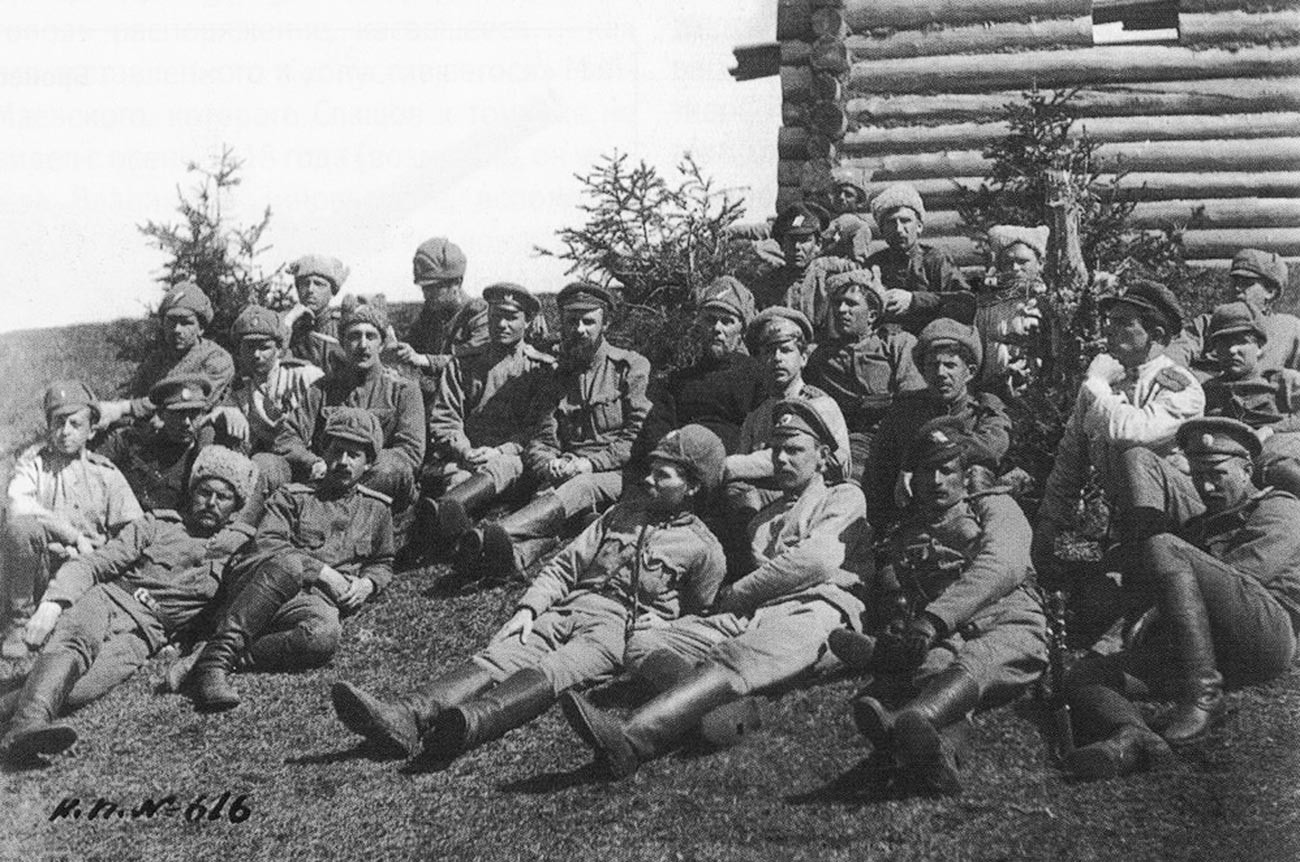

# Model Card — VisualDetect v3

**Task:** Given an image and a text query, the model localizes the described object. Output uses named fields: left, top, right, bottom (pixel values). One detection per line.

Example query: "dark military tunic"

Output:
left=805, top=328, right=926, bottom=433
left=644, top=351, right=769, bottom=456
left=96, top=426, right=198, bottom=514
left=865, top=243, right=971, bottom=332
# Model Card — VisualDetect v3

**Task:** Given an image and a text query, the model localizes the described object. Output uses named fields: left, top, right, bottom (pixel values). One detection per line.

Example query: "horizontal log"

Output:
left=897, top=172, right=1300, bottom=208
left=776, top=186, right=804, bottom=212
left=806, top=132, right=836, bottom=159
left=1181, top=10, right=1300, bottom=46
left=839, top=112, right=1300, bottom=156
left=731, top=43, right=783, bottom=82
left=847, top=45, right=1300, bottom=95
left=840, top=137, right=1300, bottom=180
left=811, top=72, right=842, bottom=102
left=898, top=229, right=1300, bottom=266
left=782, top=102, right=807, bottom=126
left=1179, top=0, right=1300, bottom=12
left=778, top=159, right=835, bottom=189
left=915, top=198, right=1300, bottom=239
left=841, top=0, right=1090, bottom=31
left=846, top=18, right=1091, bottom=62
left=782, top=41, right=812, bottom=64
left=844, top=10, right=1300, bottom=62
left=777, top=0, right=812, bottom=40
left=846, top=78, right=1300, bottom=125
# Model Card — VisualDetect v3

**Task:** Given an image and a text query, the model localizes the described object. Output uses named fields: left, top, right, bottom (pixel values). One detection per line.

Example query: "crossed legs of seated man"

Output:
left=188, top=555, right=346, bottom=710
left=330, top=592, right=627, bottom=763
left=558, top=594, right=861, bottom=779
left=1062, top=532, right=1297, bottom=779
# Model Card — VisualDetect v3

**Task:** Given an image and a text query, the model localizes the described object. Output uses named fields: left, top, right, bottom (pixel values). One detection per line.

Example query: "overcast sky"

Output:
left=0, top=1, right=780, bottom=334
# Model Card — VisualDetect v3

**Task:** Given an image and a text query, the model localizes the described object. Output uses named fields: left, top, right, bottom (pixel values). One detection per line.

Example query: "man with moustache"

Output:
left=96, top=282, right=234, bottom=427
left=276, top=294, right=426, bottom=507
left=640, top=276, right=768, bottom=456
left=1, top=446, right=254, bottom=764
left=1, top=382, right=142, bottom=659
left=457, top=282, right=651, bottom=584
left=190, top=409, right=395, bottom=710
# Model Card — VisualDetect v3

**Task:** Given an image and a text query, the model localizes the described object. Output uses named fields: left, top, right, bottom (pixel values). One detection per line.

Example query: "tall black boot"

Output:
left=433, top=474, right=497, bottom=544
left=561, top=662, right=747, bottom=779
left=0, top=651, right=80, bottom=763
left=1063, top=680, right=1172, bottom=780
left=191, top=561, right=301, bottom=712
left=631, top=649, right=760, bottom=748
left=828, top=628, right=879, bottom=670
left=890, top=666, right=982, bottom=795
left=474, top=495, right=568, bottom=584
left=331, top=662, right=495, bottom=758
left=1154, top=567, right=1223, bottom=744
left=423, top=667, right=556, bottom=760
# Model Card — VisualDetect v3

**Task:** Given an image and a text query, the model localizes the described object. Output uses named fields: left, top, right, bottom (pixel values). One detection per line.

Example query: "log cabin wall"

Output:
left=771, top=0, right=1300, bottom=268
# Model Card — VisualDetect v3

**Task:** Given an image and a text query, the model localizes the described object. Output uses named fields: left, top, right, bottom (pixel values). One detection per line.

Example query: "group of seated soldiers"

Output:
left=1, top=179, right=1297, bottom=801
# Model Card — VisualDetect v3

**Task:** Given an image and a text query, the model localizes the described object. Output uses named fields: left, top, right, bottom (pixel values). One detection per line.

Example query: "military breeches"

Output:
left=472, top=593, right=628, bottom=693
left=1, top=513, right=65, bottom=618
left=1259, top=431, right=1300, bottom=499
left=364, top=451, right=418, bottom=509
left=915, top=588, right=1049, bottom=706
left=1120, top=533, right=1297, bottom=688
left=547, top=471, right=624, bottom=519
left=41, top=585, right=164, bottom=709
left=1114, top=447, right=1205, bottom=535
left=247, top=588, right=342, bottom=670
left=421, top=452, right=526, bottom=499
left=626, top=590, right=864, bottom=695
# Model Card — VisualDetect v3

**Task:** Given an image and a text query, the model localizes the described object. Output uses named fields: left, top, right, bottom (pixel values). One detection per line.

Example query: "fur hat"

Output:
left=988, top=225, right=1050, bottom=261
left=413, top=237, right=467, bottom=284
left=189, top=445, right=258, bottom=506
left=339, top=293, right=390, bottom=334
left=158, top=281, right=214, bottom=328
left=288, top=255, right=350, bottom=292
left=871, top=183, right=926, bottom=224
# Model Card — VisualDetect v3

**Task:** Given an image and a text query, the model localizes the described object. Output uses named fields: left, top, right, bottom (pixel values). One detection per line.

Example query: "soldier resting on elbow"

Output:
left=829, top=416, right=1047, bottom=796
left=329, top=425, right=726, bottom=766
left=1061, top=417, right=1300, bottom=780
left=0, top=446, right=255, bottom=765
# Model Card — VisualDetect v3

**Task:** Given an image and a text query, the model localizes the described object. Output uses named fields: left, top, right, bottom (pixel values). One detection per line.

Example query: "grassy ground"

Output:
left=1, top=315, right=1299, bottom=862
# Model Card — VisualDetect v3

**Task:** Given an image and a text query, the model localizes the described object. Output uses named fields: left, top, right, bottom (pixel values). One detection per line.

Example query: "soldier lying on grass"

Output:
left=0, top=446, right=255, bottom=765
left=330, top=425, right=726, bottom=766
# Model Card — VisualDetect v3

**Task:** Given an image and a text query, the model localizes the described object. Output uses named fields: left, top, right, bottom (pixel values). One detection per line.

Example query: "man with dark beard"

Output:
left=457, top=282, right=651, bottom=584
left=640, top=276, right=768, bottom=456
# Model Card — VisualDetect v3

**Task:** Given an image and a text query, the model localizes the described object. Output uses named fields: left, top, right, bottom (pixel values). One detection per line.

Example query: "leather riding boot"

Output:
left=424, top=667, right=555, bottom=760
left=828, top=628, right=878, bottom=670
left=892, top=667, right=981, bottom=794
left=331, top=662, right=494, bottom=758
left=479, top=495, right=568, bottom=583
left=434, top=473, right=497, bottom=545
left=561, top=662, right=747, bottom=779
left=630, top=650, right=759, bottom=748
left=1, top=650, right=80, bottom=763
left=0, top=688, right=20, bottom=726
left=1061, top=679, right=1172, bottom=780
left=850, top=691, right=896, bottom=751
left=1065, top=723, right=1174, bottom=780
left=1155, top=568, right=1223, bottom=744
left=192, top=561, right=300, bottom=712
